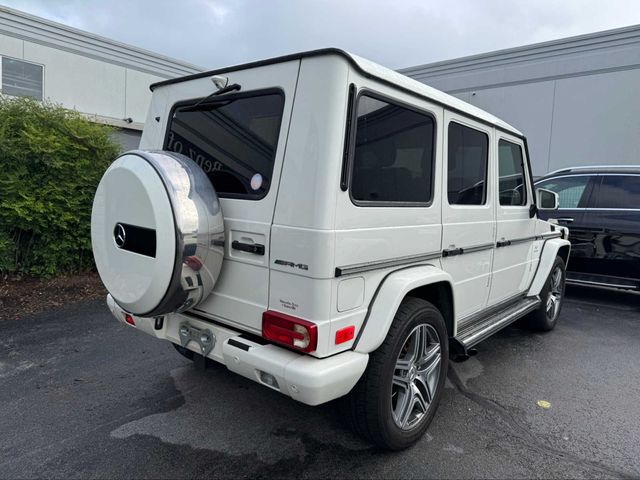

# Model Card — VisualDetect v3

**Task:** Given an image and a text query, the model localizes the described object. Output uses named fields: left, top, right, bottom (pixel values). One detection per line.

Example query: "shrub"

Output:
left=0, top=95, right=120, bottom=276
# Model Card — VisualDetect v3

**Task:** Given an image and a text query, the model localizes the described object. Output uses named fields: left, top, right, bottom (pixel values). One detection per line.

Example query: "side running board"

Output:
left=454, top=296, right=541, bottom=351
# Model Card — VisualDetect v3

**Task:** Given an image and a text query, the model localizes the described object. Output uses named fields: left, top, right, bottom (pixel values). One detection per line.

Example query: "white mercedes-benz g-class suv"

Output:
left=91, top=49, right=569, bottom=450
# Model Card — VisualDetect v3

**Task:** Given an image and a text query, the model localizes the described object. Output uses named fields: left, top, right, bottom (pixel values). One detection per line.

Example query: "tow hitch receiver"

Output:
left=179, top=322, right=216, bottom=357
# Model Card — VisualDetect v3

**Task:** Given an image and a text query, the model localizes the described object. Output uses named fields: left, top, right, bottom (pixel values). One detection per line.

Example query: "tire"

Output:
left=345, top=297, right=449, bottom=450
left=527, top=255, right=566, bottom=331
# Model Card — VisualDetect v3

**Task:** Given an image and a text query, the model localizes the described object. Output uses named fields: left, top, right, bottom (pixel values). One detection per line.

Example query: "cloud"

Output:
left=3, top=0, right=640, bottom=70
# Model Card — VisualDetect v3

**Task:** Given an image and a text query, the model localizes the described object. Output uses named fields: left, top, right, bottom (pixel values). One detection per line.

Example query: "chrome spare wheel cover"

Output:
left=392, top=324, right=442, bottom=430
left=546, top=266, right=563, bottom=321
left=91, top=150, right=225, bottom=317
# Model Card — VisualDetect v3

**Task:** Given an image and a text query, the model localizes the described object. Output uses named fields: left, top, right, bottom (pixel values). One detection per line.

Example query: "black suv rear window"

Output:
left=166, top=91, right=284, bottom=199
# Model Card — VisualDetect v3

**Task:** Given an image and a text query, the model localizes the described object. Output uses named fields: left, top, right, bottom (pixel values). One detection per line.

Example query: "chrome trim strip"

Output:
left=567, top=279, right=638, bottom=289
left=509, top=236, right=536, bottom=245
left=337, top=241, right=498, bottom=277
left=596, top=173, right=640, bottom=176
left=579, top=208, right=640, bottom=212
left=547, top=165, right=635, bottom=174
left=538, top=231, right=562, bottom=239
left=335, top=251, right=441, bottom=277
left=497, top=235, right=538, bottom=247
left=534, top=173, right=597, bottom=183
left=457, top=292, right=525, bottom=327
left=461, top=242, right=495, bottom=254
left=457, top=296, right=541, bottom=348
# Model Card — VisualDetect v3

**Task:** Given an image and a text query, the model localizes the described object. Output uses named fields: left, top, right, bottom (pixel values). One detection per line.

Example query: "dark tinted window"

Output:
left=498, top=139, right=527, bottom=206
left=594, top=175, right=640, bottom=209
left=448, top=122, right=489, bottom=205
left=350, top=95, right=435, bottom=204
left=166, top=92, right=284, bottom=199
left=536, top=175, right=590, bottom=208
left=2, top=57, right=43, bottom=101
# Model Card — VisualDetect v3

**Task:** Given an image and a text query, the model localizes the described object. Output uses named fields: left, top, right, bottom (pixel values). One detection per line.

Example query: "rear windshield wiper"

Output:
left=180, top=83, right=242, bottom=112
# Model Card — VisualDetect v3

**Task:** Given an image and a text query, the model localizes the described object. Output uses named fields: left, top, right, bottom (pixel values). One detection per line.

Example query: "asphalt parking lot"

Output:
left=1, top=286, right=638, bottom=479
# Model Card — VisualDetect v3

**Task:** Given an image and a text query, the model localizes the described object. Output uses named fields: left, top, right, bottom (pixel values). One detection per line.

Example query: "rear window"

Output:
left=165, top=91, right=285, bottom=199
left=594, top=175, right=640, bottom=209
left=350, top=94, right=435, bottom=204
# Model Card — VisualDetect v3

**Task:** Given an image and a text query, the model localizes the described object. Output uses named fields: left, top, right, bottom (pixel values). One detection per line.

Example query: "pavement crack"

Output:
left=448, top=366, right=636, bottom=479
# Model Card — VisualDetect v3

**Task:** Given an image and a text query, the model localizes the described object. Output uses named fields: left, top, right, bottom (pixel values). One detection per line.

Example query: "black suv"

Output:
left=535, top=166, right=640, bottom=291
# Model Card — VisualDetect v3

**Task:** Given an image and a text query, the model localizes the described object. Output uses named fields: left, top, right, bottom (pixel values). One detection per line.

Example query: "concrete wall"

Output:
left=401, top=25, right=640, bottom=176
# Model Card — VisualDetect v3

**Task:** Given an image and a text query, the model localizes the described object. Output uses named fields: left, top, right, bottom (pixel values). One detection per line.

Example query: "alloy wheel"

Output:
left=391, top=324, right=442, bottom=430
left=546, top=265, right=563, bottom=321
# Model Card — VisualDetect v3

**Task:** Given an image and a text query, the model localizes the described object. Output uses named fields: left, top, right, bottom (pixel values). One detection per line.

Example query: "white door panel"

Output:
left=334, top=78, right=444, bottom=287
left=489, top=135, right=536, bottom=305
left=441, top=113, right=495, bottom=324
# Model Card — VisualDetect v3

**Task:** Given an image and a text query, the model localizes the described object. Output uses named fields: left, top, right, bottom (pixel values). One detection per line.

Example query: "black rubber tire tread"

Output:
left=527, top=255, right=566, bottom=332
left=346, top=297, right=448, bottom=450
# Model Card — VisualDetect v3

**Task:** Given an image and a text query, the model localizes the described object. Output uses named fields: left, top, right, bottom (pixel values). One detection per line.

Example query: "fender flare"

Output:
left=353, top=265, right=454, bottom=354
left=528, top=237, right=571, bottom=296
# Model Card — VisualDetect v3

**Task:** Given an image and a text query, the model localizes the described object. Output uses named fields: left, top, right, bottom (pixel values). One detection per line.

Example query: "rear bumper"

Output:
left=107, top=295, right=368, bottom=405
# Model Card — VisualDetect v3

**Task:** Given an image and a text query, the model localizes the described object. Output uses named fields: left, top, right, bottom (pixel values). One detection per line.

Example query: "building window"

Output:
left=350, top=94, right=435, bottom=205
left=447, top=122, right=489, bottom=205
left=1, top=57, right=44, bottom=101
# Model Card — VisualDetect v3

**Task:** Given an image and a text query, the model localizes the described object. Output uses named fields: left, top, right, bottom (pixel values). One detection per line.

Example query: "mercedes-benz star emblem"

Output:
left=114, top=223, right=126, bottom=248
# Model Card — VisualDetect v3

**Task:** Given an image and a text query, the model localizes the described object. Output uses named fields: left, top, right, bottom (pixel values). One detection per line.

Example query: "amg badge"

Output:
left=274, top=259, right=309, bottom=271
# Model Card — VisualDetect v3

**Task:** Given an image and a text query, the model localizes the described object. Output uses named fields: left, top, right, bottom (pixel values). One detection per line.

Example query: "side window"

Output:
left=594, top=175, right=640, bottom=209
left=350, top=94, right=435, bottom=204
left=536, top=176, right=591, bottom=209
left=447, top=122, right=489, bottom=205
left=498, top=139, right=527, bottom=206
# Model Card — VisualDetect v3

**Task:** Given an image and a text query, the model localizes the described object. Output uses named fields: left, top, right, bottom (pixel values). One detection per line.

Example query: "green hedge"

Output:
left=0, top=96, right=120, bottom=276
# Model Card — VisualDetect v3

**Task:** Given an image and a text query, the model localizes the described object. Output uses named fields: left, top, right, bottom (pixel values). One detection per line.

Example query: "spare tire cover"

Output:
left=91, top=150, right=225, bottom=317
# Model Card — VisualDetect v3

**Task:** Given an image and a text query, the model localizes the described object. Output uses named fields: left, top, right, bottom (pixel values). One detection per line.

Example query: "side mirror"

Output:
left=536, top=188, right=559, bottom=210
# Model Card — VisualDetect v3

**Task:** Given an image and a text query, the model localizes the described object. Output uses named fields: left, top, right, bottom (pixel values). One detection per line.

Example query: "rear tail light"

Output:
left=124, top=313, right=135, bottom=326
left=262, top=310, right=317, bottom=353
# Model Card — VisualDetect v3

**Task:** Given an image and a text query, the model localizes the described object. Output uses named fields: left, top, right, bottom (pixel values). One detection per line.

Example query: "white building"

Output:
left=0, top=6, right=202, bottom=149
left=400, top=25, right=640, bottom=176
left=3, top=6, right=638, bottom=174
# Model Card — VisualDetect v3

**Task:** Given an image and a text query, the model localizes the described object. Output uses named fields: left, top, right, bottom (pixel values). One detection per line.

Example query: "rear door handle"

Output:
left=556, top=218, right=574, bottom=223
left=231, top=240, right=265, bottom=256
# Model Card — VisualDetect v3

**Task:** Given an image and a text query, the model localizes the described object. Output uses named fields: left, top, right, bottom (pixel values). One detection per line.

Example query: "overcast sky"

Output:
left=4, top=0, right=640, bottom=70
